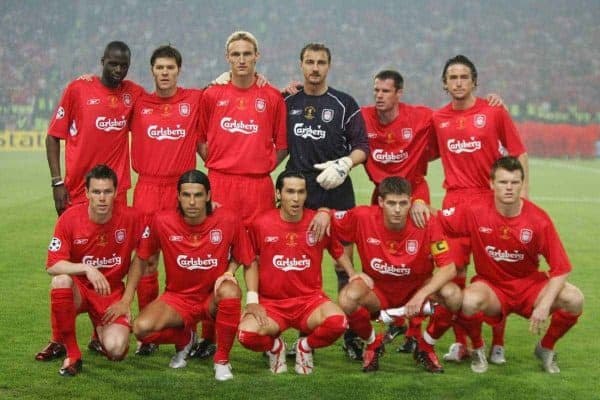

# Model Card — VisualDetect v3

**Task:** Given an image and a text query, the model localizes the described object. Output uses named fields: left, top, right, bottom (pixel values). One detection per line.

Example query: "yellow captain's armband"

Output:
left=431, top=240, right=449, bottom=256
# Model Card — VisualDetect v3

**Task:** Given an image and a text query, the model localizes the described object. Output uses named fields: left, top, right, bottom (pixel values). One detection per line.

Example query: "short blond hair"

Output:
left=225, top=30, right=259, bottom=53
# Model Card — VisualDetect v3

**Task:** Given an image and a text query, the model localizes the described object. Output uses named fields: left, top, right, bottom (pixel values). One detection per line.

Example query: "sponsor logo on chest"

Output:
left=272, top=255, right=311, bottom=271
left=176, top=255, right=218, bottom=270
left=293, top=123, right=326, bottom=140
left=485, top=246, right=525, bottom=262
left=370, top=258, right=411, bottom=276
left=147, top=125, right=187, bottom=141
left=372, top=149, right=408, bottom=164
left=96, top=116, right=127, bottom=132
left=82, top=254, right=122, bottom=268
left=220, top=117, right=259, bottom=135
left=447, top=137, right=482, bottom=154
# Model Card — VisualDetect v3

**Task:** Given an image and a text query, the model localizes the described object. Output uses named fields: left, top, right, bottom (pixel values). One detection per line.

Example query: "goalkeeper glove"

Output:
left=314, top=156, right=352, bottom=190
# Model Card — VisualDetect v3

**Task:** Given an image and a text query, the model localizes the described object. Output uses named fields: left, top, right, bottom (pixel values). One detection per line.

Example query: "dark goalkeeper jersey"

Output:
left=284, top=87, right=368, bottom=173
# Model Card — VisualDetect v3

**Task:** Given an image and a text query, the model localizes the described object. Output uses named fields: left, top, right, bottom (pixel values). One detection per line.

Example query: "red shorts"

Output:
left=371, top=177, right=430, bottom=205
left=74, top=280, right=130, bottom=328
left=443, top=188, right=490, bottom=267
left=261, top=292, right=331, bottom=333
left=472, top=272, right=549, bottom=319
left=133, top=175, right=179, bottom=222
left=160, top=291, right=212, bottom=329
left=208, top=170, right=274, bottom=227
left=373, top=282, right=422, bottom=311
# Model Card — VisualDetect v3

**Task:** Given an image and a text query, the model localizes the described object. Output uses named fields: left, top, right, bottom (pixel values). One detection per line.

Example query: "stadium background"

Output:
left=0, top=1, right=599, bottom=399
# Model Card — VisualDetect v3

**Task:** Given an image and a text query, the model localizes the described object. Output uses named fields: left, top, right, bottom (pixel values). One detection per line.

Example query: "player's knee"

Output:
left=560, top=283, right=584, bottom=313
left=103, top=336, right=129, bottom=361
left=144, top=256, right=159, bottom=275
left=461, top=289, right=484, bottom=315
left=439, top=282, right=462, bottom=312
left=216, top=281, right=241, bottom=299
left=321, top=314, right=347, bottom=337
left=51, top=274, right=73, bottom=289
left=237, top=330, right=268, bottom=352
left=132, top=317, right=153, bottom=339
left=338, top=282, right=363, bottom=312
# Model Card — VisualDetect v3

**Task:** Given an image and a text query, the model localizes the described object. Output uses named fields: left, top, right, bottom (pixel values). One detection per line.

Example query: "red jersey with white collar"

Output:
left=362, top=104, right=434, bottom=185
left=130, top=87, right=203, bottom=177
left=332, top=206, right=452, bottom=301
left=48, top=76, right=144, bottom=203
left=199, top=82, right=287, bottom=175
left=138, top=208, right=253, bottom=296
left=46, top=203, right=144, bottom=290
left=438, top=193, right=571, bottom=285
left=248, top=209, right=343, bottom=300
left=432, top=97, right=525, bottom=191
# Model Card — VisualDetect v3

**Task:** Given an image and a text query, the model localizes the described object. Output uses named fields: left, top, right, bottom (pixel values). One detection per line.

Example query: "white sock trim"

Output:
left=423, top=331, right=436, bottom=346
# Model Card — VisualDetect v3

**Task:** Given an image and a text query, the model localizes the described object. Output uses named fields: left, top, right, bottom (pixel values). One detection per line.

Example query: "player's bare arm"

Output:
left=529, top=273, right=569, bottom=335
left=46, top=135, right=69, bottom=215
left=103, top=255, right=145, bottom=324
left=275, top=149, right=288, bottom=166
left=242, top=260, right=267, bottom=326
left=308, top=207, right=331, bottom=242
left=518, top=152, right=530, bottom=198
left=47, top=260, right=111, bottom=296
left=404, top=262, right=456, bottom=317
left=197, top=142, right=208, bottom=161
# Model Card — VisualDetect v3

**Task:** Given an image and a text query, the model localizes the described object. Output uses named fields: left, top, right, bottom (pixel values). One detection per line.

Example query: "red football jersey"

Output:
left=46, top=203, right=144, bottom=291
left=248, top=209, right=343, bottom=300
left=438, top=194, right=572, bottom=285
left=137, top=208, right=253, bottom=296
left=198, top=82, right=287, bottom=175
left=130, top=88, right=203, bottom=177
left=432, top=98, right=526, bottom=191
left=48, top=76, right=144, bottom=203
left=332, top=206, right=453, bottom=301
left=362, top=104, right=435, bottom=185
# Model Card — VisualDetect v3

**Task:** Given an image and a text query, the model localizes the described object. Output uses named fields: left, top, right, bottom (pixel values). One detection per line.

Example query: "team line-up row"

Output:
left=37, top=30, right=582, bottom=380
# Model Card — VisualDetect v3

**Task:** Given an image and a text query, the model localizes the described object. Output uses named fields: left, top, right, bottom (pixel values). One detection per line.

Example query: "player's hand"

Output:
left=409, top=200, right=430, bottom=228
left=529, top=304, right=551, bottom=335
left=484, top=93, right=507, bottom=110
left=349, top=272, right=374, bottom=289
left=256, top=73, right=269, bottom=87
left=52, top=185, right=70, bottom=216
left=102, top=300, right=130, bottom=325
left=243, top=303, right=268, bottom=326
left=314, top=156, right=352, bottom=190
left=404, top=295, right=427, bottom=318
left=85, top=266, right=111, bottom=296
left=282, top=80, right=303, bottom=95
left=308, top=210, right=330, bottom=241
left=76, top=73, right=94, bottom=82
left=211, top=201, right=222, bottom=209
left=214, top=273, right=238, bottom=296
left=212, top=71, right=231, bottom=85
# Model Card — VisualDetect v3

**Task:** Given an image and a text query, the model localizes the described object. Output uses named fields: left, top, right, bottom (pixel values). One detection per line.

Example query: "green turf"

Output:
left=1, top=152, right=599, bottom=399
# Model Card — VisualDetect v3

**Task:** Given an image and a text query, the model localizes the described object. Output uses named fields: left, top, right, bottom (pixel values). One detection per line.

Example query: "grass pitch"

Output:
left=0, top=153, right=599, bottom=399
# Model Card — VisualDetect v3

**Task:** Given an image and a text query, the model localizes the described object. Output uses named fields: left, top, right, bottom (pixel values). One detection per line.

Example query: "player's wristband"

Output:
left=413, top=199, right=426, bottom=205
left=223, top=271, right=234, bottom=277
left=246, top=291, right=259, bottom=305
left=317, top=207, right=330, bottom=214
left=51, top=180, right=65, bottom=187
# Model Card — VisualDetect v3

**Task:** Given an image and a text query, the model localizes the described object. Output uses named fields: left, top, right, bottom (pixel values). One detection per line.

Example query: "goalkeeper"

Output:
left=283, top=42, right=369, bottom=360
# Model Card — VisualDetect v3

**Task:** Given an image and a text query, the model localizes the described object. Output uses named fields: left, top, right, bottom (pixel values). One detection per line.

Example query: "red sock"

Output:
left=541, top=310, right=580, bottom=350
left=142, top=327, right=191, bottom=349
left=214, top=298, right=241, bottom=364
left=457, top=311, right=484, bottom=349
left=51, top=288, right=81, bottom=360
left=406, top=316, right=424, bottom=338
left=237, top=330, right=274, bottom=352
left=490, top=318, right=506, bottom=347
left=453, top=322, right=468, bottom=346
left=417, top=336, right=434, bottom=352
left=307, top=315, right=347, bottom=349
left=201, top=319, right=216, bottom=342
left=426, top=305, right=454, bottom=340
left=347, top=307, right=373, bottom=340
left=137, top=272, right=159, bottom=311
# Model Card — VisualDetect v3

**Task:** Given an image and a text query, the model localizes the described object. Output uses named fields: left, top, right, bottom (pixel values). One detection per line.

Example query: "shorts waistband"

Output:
left=208, top=170, right=271, bottom=180
left=137, top=175, right=179, bottom=185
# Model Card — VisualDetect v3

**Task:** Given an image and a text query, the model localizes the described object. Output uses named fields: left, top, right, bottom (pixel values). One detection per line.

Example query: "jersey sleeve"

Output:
left=437, top=205, right=469, bottom=238
left=345, top=104, right=369, bottom=156
left=231, top=221, right=255, bottom=266
left=136, top=218, right=160, bottom=260
left=325, top=235, right=345, bottom=260
left=331, top=209, right=357, bottom=244
left=46, top=214, right=73, bottom=268
left=498, top=107, right=526, bottom=156
left=47, top=83, right=74, bottom=139
left=271, top=89, right=288, bottom=150
left=427, top=216, right=453, bottom=267
left=539, top=217, right=572, bottom=277
left=198, top=88, right=214, bottom=143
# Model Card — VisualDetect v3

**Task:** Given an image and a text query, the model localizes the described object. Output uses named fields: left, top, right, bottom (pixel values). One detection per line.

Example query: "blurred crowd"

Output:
left=1, top=0, right=598, bottom=130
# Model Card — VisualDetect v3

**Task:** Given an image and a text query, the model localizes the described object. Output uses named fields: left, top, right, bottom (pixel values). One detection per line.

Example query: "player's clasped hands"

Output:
left=103, top=300, right=130, bottom=324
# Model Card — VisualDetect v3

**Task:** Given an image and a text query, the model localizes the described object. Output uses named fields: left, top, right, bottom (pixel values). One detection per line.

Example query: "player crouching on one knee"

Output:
left=43, top=165, right=146, bottom=376
left=334, top=176, right=462, bottom=373
left=439, top=156, right=584, bottom=374
left=131, top=170, right=253, bottom=381
left=237, top=171, right=348, bottom=375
